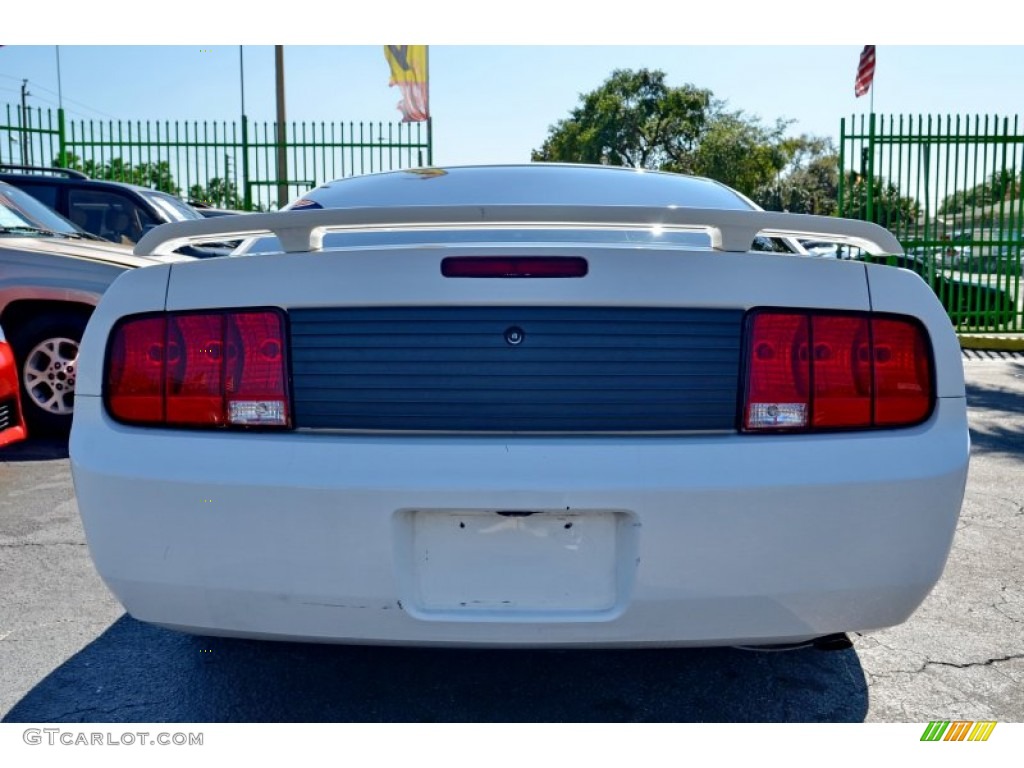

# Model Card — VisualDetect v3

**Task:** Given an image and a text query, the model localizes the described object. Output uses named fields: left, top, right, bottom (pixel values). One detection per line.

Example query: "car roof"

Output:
left=0, top=170, right=155, bottom=195
left=298, top=164, right=761, bottom=211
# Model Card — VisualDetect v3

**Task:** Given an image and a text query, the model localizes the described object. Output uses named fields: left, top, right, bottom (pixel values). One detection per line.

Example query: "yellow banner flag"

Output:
left=384, top=45, right=429, bottom=122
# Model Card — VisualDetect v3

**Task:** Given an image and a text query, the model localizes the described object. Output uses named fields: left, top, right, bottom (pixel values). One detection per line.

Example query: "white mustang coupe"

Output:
left=70, top=164, right=969, bottom=649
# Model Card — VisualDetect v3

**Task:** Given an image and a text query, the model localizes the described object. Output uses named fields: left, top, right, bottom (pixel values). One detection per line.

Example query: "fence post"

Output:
left=866, top=112, right=876, bottom=222
left=241, top=114, right=252, bottom=211
left=922, top=140, right=931, bottom=247
left=17, top=98, right=27, bottom=164
left=837, top=117, right=846, bottom=217
left=427, top=117, right=433, bottom=167
left=57, top=108, right=67, bottom=167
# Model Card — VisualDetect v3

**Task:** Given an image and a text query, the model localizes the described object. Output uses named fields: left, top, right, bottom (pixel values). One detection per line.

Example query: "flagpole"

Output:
left=869, top=78, right=875, bottom=219
left=239, top=45, right=246, bottom=118
left=55, top=46, right=63, bottom=110
left=869, top=75, right=874, bottom=116
left=426, top=45, right=433, bottom=167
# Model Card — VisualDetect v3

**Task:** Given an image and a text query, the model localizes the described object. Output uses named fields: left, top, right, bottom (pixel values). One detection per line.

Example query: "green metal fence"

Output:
left=839, top=114, right=1023, bottom=333
left=1, top=105, right=432, bottom=212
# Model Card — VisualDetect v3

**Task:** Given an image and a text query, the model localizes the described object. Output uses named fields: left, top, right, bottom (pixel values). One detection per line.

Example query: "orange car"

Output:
left=0, top=321, right=28, bottom=447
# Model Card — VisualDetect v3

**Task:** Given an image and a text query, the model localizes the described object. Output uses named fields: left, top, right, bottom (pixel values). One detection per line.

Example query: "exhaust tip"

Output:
left=812, top=633, right=853, bottom=652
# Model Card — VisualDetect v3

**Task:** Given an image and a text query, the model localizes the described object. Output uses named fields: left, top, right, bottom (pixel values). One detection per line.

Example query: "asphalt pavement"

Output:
left=0, top=356, right=1021, bottom=722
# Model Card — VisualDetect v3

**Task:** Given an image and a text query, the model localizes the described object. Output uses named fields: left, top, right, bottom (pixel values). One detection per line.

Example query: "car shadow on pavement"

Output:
left=4, top=615, right=868, bottom=722
left=965, top=366, right=1024, bottom=460
left=0, top=437, right=69, bottom=462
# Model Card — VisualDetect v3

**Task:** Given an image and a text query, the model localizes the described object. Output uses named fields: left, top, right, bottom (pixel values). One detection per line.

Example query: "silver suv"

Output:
left=0, top=180, right=188, bottom=433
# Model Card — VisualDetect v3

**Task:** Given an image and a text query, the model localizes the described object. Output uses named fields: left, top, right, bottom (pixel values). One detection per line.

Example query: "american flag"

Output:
left=855, top=45, right=876, bottom=98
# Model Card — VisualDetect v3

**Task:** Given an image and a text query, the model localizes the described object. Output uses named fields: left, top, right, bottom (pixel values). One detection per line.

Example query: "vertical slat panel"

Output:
left=289, top=307, right=744, bottom=433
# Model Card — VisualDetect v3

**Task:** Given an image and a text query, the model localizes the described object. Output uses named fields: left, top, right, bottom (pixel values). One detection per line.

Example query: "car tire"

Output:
left=9, top=312, right=89, bottom=435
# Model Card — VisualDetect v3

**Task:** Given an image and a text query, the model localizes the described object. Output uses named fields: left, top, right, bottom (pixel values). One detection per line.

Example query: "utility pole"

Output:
left=19, top=79, right=31, bottom=165
left=275, top=46, right=288, bottom=210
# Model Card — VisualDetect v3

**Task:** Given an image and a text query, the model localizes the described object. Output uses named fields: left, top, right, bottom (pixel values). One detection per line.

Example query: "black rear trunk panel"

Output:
left=288, top=307, right=743, bottom=432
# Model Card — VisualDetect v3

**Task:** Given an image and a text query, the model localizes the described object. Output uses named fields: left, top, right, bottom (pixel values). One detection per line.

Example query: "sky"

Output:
left=2, top=4, right=1023, bottom=171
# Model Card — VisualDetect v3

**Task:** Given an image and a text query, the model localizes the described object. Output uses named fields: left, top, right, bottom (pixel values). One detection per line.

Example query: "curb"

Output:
left=958, top=335, right=1024, bottom=352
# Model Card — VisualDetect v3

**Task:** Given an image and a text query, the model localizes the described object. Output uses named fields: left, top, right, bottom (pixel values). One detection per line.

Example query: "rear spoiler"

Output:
left=134, top=205, right=904, bottom=258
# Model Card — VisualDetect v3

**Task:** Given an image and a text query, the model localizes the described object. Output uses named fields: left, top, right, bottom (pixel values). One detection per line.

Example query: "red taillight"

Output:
left=811, top=315, right=872, bottom=428
left=744, top=312, right=810, bottom=429
left=743, top=310, right=932, bottom=432
left=107, top=316, right=166, bottom=423
left=166, top=314, right=225, bottom=425
left=107, top=309, right=290, bottom=428
left=872, top=317, right=932, bottom=426
left=441, top=256, right=588, bottom=278
left=225, top=312, right=289, bottom=426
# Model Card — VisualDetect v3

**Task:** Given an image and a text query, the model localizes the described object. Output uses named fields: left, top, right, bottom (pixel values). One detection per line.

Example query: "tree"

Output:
left=939, top=169, right=1020, bottom=216
left=691, top=113, right=790, bottom=199
left=532, top=72, right=882, bottom=221
left=188, top=177, right=242, bottom=209
left=532, top=69, right=715, bottom=172
left=532, top=68, right=800, bottom=200
left=841, top=171, right=920, bottom=229
left=56, top=153, right=180, bottom=195
left=756, top=135, right=840, bottom=215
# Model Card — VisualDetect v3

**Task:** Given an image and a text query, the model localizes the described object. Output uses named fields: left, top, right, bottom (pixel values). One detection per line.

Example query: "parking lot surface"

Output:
left=1, top=357, right=1021, bottom=722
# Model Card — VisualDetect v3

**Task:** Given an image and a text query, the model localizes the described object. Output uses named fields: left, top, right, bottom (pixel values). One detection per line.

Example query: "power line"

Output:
left=26, top=82, right=118, bottom=120
left=21, top=79, right=62, bottom=99
left=22, top=91, right=58, bottom=108
left=0, top=73, right=119, bottom=120
left=19, top=91, right=95, bottom=120
left=0, top=87, right=103, bottom=123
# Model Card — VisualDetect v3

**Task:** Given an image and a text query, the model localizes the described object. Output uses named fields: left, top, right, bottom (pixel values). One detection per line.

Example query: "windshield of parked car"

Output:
left=0, top=182, right=83, bottom=235
left=141, top=190, right=205, bottom=223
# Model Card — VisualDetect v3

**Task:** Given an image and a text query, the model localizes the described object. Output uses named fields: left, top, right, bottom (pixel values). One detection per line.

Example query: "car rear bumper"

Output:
left=70, top=396, right=970, bottom=648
